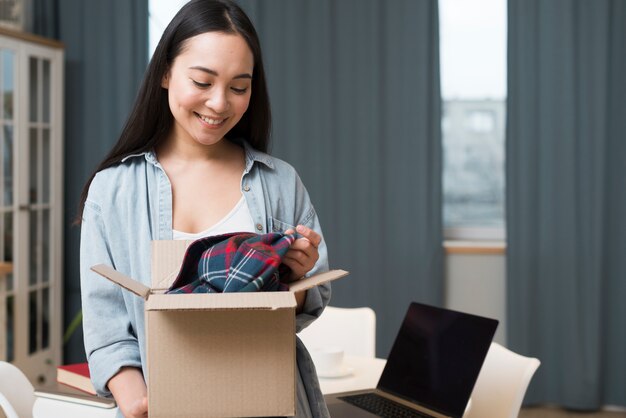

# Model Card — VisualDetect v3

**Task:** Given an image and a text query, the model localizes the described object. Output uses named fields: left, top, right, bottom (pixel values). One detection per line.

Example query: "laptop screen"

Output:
left=377, top=302, right=498, bottom=418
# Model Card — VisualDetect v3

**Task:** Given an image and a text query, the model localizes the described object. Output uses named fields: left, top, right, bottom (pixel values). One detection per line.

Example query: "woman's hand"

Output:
left=108, top=367, right=148, bottom=418
left=123, top=397, right=148, bottom=418
left=283, top=225, right=322, bottom=313
left=283, top=225, right=321, bottom=281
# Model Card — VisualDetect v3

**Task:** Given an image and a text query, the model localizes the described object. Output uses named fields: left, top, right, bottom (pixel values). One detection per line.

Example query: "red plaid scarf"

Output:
left=167, top=232, right=296, bottom=293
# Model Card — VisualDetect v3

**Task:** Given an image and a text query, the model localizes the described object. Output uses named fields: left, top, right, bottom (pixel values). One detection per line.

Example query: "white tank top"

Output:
left=172, top=196, right=256, bottom=240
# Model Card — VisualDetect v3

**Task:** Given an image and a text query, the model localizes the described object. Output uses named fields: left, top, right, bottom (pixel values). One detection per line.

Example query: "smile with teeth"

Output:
left=196, top=112, right=227, bottom=126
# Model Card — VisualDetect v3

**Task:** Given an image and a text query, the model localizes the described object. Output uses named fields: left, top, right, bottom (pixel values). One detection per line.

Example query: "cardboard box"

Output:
left=91, top=240, right=348, bottom=418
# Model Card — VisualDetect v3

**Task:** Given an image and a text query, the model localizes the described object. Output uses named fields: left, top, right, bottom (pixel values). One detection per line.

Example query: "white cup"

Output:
left=310, top=346, right=344, bottom=375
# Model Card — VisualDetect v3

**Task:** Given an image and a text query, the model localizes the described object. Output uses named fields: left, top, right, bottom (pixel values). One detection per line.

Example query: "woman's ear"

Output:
left=161, top=70, right=170, bottom=89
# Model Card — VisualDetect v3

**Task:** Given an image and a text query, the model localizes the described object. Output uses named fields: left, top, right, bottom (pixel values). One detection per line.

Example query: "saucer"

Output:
left=317, top=365, right=354, bottom=379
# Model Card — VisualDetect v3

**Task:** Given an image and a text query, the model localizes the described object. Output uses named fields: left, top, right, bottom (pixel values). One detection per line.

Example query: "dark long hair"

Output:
left=76, top=0, right=271, bottom=222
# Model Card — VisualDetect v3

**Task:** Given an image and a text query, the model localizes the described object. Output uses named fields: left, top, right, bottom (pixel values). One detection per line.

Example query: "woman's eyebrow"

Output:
left=189, top=66, right=252, bottom=79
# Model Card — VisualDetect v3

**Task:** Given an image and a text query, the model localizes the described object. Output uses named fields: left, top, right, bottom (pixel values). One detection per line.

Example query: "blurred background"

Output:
left=0, top=0, right=624, bottom=413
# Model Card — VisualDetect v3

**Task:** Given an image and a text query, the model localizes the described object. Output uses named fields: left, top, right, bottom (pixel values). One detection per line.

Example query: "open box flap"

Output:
left=145, top=291, right=297, bottom=311
left=151, top=240, right=193, bottom=291
left=288, top=269, right=349, bottom=293
left=91, top=264, right=151, bottom=300
left=92, top=263, right=349, bottom=301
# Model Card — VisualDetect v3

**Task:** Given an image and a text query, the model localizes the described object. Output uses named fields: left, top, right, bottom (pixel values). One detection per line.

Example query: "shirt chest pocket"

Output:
left=269, top=217, right=296, bottom=233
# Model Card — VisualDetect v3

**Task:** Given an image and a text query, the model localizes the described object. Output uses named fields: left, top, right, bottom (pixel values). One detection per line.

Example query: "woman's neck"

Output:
left=157, top=135, right=235, bottom=164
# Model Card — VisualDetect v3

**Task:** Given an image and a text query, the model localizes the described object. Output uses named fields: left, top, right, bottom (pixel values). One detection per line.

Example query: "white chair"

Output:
left=0, top=361, right=36, bottom=418
left=465, top=342, right=540, bottom=418
left=0, top=361, right=119, bottom=418
left=299, top=306, right=376, bottom=357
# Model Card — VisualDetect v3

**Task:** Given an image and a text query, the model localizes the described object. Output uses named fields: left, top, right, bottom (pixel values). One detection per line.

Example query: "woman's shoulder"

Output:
left=88, top=154, right=150, bottom=203
left=241, top=141, right=298, bottom=178
left=263, top=153, right=298, bottom=175
left=93, top=155, right=144, bottom=182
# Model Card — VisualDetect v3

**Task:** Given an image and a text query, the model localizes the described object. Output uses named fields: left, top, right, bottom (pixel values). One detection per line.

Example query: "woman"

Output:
left=79, top=1, right=331, bottom=417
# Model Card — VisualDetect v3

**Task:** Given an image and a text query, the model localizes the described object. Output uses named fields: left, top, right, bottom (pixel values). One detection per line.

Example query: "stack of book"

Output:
left=34, top=362, right=116, bottom=409
left=56, top=362, right=96, bottom=395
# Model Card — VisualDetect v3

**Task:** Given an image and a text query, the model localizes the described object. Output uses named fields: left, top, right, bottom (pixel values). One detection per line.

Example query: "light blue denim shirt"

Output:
left=80, top=140, right=331, bottom=417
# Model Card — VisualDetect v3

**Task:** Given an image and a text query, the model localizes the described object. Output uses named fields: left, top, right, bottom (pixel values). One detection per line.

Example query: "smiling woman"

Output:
left=154, top=31, right=258, bottom=236
left=77, top=1, right=332, bottom=418
left=160, top=32, right=253, bottom=149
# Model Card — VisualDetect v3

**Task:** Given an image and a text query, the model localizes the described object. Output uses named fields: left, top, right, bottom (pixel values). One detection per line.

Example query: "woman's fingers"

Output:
left=281, top=225, right=321, bottom=279
left=295, top=225, right=321, bottom=248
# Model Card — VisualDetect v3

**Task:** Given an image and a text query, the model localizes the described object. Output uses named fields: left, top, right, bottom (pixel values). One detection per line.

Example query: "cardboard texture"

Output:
left=91, top=240, right=348, bottom=418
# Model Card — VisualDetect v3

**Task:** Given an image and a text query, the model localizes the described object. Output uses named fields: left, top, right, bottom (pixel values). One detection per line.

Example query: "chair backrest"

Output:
left=298, top=306, right=376, bottom=357
left=0, top=361, right=35, bottom=418
left=465, top=342, right=540, bottom=418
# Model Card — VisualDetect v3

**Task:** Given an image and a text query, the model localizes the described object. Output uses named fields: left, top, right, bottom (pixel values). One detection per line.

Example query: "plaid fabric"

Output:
left=167, top=232, right=296, bottom=294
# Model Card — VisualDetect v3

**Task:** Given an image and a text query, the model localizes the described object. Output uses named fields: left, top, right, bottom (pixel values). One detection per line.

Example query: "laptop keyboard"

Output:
left=338, top=393, right=433, bottom=418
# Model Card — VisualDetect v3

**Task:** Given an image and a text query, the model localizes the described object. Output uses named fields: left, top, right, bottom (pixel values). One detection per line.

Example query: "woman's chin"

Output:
left=193, top=135, right=228, bottom=147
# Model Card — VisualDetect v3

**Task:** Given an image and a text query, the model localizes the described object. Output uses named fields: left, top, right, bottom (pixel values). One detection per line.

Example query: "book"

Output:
left=56, top=362, right=97, bottom=395
left=34, top=388, right=116, bottom=409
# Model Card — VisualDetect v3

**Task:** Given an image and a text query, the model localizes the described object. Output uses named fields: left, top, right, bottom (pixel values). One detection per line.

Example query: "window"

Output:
left=466, top=110, right=495, bottom=133
left=440, top=0, right=507, bottom=241
left=148, top=0, right=188, bottom=57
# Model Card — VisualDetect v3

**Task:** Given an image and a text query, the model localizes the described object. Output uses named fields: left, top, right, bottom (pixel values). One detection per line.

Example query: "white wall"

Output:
left=444, top=252, right=507, bottom=345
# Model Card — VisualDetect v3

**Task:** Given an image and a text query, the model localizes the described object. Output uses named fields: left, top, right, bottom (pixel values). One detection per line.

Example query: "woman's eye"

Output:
left=192, top=80, right=210, bottom=88
left=231, top=87, right=248, bottom=95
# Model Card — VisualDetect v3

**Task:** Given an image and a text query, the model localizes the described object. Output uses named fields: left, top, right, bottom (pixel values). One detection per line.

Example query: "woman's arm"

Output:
left=108, top=367, right=148, bottom=418
left=286, top=172, right=331, bottom=331
left=80, top=186, right=143, bottom=397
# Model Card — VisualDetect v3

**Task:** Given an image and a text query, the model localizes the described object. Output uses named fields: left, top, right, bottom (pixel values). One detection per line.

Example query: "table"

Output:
left=33, top=355, right=383, bottom=417
left=318, top=355, right=386, bottom=394
left=34, top=355, right=473, bottom=417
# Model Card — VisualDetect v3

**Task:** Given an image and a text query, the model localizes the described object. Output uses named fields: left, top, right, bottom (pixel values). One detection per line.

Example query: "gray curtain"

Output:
left=30, top=0, right=149, bottom=363
left=507, top=0, right=626, bottom=409
left=238, top=0, right=443, bottom=356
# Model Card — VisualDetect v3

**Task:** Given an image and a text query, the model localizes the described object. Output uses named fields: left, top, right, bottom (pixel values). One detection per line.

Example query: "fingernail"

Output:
left=296, top=225, right=306, bottom=233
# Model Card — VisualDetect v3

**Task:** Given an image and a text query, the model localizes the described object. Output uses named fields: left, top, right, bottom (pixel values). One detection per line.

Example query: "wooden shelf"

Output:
left=0, top=27, right=64, bottom=49
left=0, top=262, right=13, bottom=275
left=444, top=241, right=506, bottom=255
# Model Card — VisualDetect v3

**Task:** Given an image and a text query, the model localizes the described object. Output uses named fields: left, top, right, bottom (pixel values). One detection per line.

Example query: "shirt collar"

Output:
left=240, top=139, right=275, bottom=171
left=118, top=139, right=274, bottom=170
left=120, top=150, right=159, bottom=166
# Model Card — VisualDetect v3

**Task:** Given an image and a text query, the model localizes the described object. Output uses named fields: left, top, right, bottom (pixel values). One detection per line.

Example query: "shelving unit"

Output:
left=0, top=27, right=64, bottom=387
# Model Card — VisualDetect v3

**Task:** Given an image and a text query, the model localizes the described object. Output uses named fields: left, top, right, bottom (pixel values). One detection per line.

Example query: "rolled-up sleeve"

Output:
left=80, top=198, right=142, bottom=397
left=297, top=265, right=331, bottom=332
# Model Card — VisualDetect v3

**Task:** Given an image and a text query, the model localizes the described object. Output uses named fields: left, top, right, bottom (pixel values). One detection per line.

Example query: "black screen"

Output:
left=377, top=302, right=498, bottom=418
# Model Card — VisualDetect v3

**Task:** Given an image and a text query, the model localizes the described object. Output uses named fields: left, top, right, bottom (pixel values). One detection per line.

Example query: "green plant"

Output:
left=63, top=310, right=82, bottom=345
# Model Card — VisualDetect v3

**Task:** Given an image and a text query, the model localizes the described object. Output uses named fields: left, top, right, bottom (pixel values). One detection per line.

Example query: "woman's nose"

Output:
left=205, top=89, right=229, bottom=113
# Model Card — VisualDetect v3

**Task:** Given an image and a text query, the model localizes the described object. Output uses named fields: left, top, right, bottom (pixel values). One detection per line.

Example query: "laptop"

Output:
left=325, top=302, right=498, bottom=418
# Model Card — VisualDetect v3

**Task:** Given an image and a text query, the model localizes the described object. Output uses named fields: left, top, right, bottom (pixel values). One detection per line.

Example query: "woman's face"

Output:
left=162, top=31, right=254, bottom=147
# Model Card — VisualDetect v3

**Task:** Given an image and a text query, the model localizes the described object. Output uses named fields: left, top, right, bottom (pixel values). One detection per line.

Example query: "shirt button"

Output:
left=256, top=223, right=263, bottom=231
left=243, top=185, right=250, bottom=192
